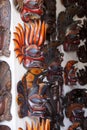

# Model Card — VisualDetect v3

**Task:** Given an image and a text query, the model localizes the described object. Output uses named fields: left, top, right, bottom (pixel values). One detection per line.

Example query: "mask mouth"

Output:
left=14, top=0, right=43, bottom=14
left=21, top=6, right=43, bottom=22
left=29, top=61, right=44, bottom=68
left=22, top=12, right=40, bottom=20
left=23, top=60, right=44, bottom=68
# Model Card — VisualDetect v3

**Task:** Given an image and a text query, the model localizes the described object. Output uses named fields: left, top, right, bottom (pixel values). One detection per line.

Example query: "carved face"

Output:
left=64, top=60, right=77, bottom=85
left=65, top=103, right=85, bottom=122
left=0, top=0, right=11, bottom=57
left=14, top=21, right=47, bottom=68
left=14, top=0, right=43, bottom=22
left=0, top=61, right=12, bottom=121
left=0, top=125, right=11, bottom=130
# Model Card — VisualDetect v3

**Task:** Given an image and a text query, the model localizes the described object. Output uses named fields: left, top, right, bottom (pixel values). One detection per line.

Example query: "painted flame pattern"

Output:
left=13, top=20, right=47, bottom=64
left=18, top=119, right=50, bottom=130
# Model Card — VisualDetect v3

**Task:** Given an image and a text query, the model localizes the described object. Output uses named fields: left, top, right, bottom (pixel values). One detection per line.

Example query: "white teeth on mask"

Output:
left=24, top=12, right=39, bottom=18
